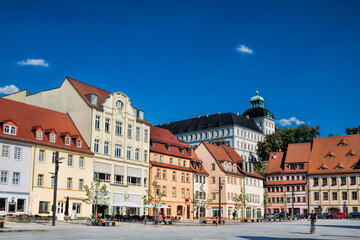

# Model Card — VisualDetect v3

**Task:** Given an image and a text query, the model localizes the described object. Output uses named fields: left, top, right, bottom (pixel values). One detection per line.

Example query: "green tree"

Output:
left=257, top=125, right=320, bottom=161
left=145, top=179, right=165, bottom=221
left=233, top=192, right=249, bottom=220
left=262, top=191, right=272, bottom=219
left=345, top=126, right=360, bottom=135
left=83, top=178, right=109, bottom=217
left=191, top=184, right=213, bottom=220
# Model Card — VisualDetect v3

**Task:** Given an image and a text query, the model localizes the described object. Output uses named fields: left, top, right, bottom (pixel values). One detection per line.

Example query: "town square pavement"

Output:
left=0, top=219, right=359, bottom=240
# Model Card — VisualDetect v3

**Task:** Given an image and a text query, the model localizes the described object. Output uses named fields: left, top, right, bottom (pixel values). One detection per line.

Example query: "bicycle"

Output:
left=86, top=217, right=101, bottom=226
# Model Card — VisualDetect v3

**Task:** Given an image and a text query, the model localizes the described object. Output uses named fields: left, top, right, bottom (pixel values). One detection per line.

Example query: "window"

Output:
left=136, top=127, right=140, bottom=140
left=0, top=171, right=8, bottom=184
left=144, top=150, right=148, bottom=162
left=12, top=172, right=20, bottom=185
left=94, top=139, right=99, bottom=153
left=14, top=147, right=22, bottom=160
left=115, top=121, right=122, bottom=135
left=127, top=176, right=141, bottom=186
left=67, top=178, right=72, bottom=189
left=95, top=115, right=100, bottom=129
left=50, top=134, right=56, bottom=143
left=17, top=199, right=25, bottom=212
left=52, top=152, right=57, bottom=164
left=162, top=170, right=167, bottom=179
left=331, top=177, right=337, bottom=186
left=186, top=173, right=189, bottom=182
left=332, top=192, right=338, bottom=200
left=211, top=164, right=215, bottom=171
left=172, top=187, right=176, bottom=197
left=144, top=129, right=148, bottom=142
left=211, top=177, right=215, bottom=184
left=39, top=150, right=45, bottom=162
left=79, top=157, right=84, bottom=168
left=313, top=178, right=319, bottom=186
left=153, top=154, right=157, bottom=161
left=352, top=191, right=358, bottom=200
left=105, top=118, right=110, bottom=132
left=39, top=201, right=49, bottom=214
left=186, top=189, right=189, bottom=198
left=51, top=178, right=55, bottom=188
left=342, top=191, right=348, bottom=200
left=341, top=177, right=346, bottom=185
left=181, top=188, right=185, bottom=198
left=73, top=203, right=81, bottom=214
left=37, top=174, right=43, bottom=187
left=322, top=178, right=327, bottom=186
left=178, top=159, right=181, bottom=166
left=135, top=148, right=140, bottom=161
left=181, top=173, right=185, bottom=182
left=104, top=141, right=109, bottom=155
left=127, top=146, right=132, bottom=159
left=78, top=179, right=84, bottom=190
left=166, top=145, right=171, bottom=151
left=212, top=194, right=216, bottom=200
left=36, top=131, right=43, bottom=140
left=323, top=192, right=329, bottom=201
left=162, top=186, right=167, bottom=196
left=159, top=155, right=163, bottom=163
left=314, top=192, right=319, bottom=201
left=350, top=176, right=356, bottom=185
left=115, top=144, right=122, bottom=157
left=127, top=125, right=132, bottom=138
left=68, top=155, right=73, bottom=166
left=65, top=137, right=71, bottom=146
left=4, top=125, right=16, bottom=135
left=169, top=158, right=173, bottom=164
left=2, top=145, right=10, bottom=158
left=156, top=169, right=161, bottom=179
left=172, top=171, right=176, bottom=181
left=183, top=160, right=186, bottom=167
left=76, top=140, right=82, bottom=148
left=93, top=171, right=109, bottom=183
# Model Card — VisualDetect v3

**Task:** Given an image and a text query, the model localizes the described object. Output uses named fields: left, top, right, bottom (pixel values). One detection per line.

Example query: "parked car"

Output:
left=299, top=213, right=309, bottom=219
left=348, top=212, right=360, bottom=219
left=315, top=213, right=324, bottom=219
left=267, top=213, right=275, bottom=219
left=322, top=213, right=334, bottom=219
left=333, top=212, right=346, bottom=219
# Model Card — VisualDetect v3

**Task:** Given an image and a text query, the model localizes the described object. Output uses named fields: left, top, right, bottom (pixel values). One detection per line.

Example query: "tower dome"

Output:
left=242, top=91, right=275, bottom=120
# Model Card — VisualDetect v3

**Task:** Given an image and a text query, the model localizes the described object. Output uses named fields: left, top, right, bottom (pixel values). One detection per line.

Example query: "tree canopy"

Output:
left=256, top=125, right=320, bottom=162
left=345, top=126, right=360, bottom=135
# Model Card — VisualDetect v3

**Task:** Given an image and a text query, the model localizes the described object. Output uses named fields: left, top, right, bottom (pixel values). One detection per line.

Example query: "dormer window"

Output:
left=325, top=151, right=336, bottom=157
left=76, top=139, right=82, bottom=148
left=233, top=165, right=237, bottom=172
left=346, top=150, right=356, bottom=157
left=166, top=145, right=171, bottom=151
left=337, top=139, right=348, bottom=146
left=36, top=131, right=43, bottom=140
left=50, top=134, right=56, bottom=143
left=65, top=137, right=71, bottom=146
left=4, top=125, right=16, bottom=135
left=151, top=141, right=156, bottom=148
left=180, top=148, right=184, bottom=154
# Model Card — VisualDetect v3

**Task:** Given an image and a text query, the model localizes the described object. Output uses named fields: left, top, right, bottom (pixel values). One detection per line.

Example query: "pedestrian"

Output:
left=157, top=213, right=163, bottom=227
left=308, top=210, right=318, bottom=234
left=143, top=216, right=147, bottom=227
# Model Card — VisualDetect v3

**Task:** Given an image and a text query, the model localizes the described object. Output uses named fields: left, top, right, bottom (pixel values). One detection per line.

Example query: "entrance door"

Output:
left=58, top=202, right=64, bottom=221
left=186, top=205, right=190, bottom=219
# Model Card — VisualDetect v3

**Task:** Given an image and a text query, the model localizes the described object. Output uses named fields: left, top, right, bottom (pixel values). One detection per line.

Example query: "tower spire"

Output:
left=250, top=90, right=264, bottom=108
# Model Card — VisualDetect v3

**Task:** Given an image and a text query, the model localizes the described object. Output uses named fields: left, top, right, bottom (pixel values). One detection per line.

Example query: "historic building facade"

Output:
left=158, top=91, right=275, bottom=162
left=308, top=135, right=360, bottom=214
left=5, top=77, right=151, bottom=216
left=195, top=142, right=244, bottom=219
left=0, top=98, right=93, bottom=218
left=149, top=126, right=194, bottom=220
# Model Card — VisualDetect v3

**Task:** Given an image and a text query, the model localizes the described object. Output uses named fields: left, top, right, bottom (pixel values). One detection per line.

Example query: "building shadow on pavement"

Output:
left=318, top=224, right=360, bottom=230
left=237, top=236, right=331, bottom=240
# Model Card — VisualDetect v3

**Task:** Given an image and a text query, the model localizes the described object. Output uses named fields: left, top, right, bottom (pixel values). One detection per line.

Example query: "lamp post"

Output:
left=217, top=177, right=224, bottom=225
left=51, top=152, right=64, bottom=226
left=291, top=191, right=294, bottom=219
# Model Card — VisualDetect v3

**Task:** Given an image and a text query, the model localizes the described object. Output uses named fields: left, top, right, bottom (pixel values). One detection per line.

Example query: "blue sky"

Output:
left=0, top=0, right=359, bottom=136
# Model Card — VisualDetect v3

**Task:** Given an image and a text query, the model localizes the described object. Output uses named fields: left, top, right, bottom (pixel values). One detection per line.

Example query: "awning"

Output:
left=111, top=202, right=142, bottom=208
left=144, top=203, right=171, bottom=209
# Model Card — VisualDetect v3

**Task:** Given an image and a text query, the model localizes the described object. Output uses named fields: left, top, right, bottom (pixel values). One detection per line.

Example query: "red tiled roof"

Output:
left=150, top=161, right=194, bottom=173
left=308, top=134, right=360, bottom=175
left=202, top=142, right=243, bottom=176
left=240, top=169, right=265, bottom=179
left=266, top=152, right=284, bottom=175
left=66, top=77, right=111, bottom=109
left=0, top=98, right=92, bottom=155
left=189, top=148, right=209, bottom=175
left=285, top=143, right=311, bottom=163
left=150, top=126, right=186, bottom=147
left=222, top=144, right=244, bottom=164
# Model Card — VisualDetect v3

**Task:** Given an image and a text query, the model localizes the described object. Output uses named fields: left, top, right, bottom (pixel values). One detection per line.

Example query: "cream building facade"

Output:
left=5, top=77, right=151, bottom=216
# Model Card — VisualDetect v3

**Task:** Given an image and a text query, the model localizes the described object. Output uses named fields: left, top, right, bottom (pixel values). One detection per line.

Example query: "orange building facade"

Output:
left=149, top=127, right=194, bottom=220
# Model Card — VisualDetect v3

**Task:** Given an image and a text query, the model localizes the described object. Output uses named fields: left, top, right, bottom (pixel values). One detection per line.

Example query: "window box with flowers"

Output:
left=39, top=210, right=49, bottom=214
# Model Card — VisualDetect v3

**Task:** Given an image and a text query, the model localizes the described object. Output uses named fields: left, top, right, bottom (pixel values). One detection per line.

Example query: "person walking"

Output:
left=308, top=210, right=318, bottom=234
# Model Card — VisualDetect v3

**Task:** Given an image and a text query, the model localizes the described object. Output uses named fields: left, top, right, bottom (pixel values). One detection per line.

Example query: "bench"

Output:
left=101, top=221, right=116, bottom=226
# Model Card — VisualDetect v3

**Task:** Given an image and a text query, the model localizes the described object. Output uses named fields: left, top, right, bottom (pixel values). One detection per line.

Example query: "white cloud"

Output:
left=0, top=85, right=19, bottom=94
left=17, top=59, right=49, bottom=67
left=236, top=44, right=254, bottom=54
left=277, top=117, right=305, bottom=126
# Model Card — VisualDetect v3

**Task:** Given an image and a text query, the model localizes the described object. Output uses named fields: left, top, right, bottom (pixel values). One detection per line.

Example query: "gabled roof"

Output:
left=266, top=152, right=284, bottom=175
left=66, top=77, right=110, bottom=109
left=222, top=144, right=244, bottom=164
left=157, top=112, right=262, bottom=134
left=308, top=134, right=360, bottom=175
left=285, top=143, right=311, bottom=164
left=189, top=148, right=209, bottom=175
left=0, top=98, right=92, bottom=155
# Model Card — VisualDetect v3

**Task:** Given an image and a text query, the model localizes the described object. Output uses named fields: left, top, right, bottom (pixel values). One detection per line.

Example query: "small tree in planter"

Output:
left=145, top=180, right=165, bottom=222
left=233, top=193, right=249, bottom=221
left=83, top=178, right=109, bottom=218
left=191, top=184, right=212, bottom=222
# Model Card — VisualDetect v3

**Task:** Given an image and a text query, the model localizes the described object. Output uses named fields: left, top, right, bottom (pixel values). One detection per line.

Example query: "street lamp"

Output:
left=51, top=152, right=64, bottom=226
left=217, top=177, right=225, bottom=225
left=291, top=191, right=294, bottom=219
